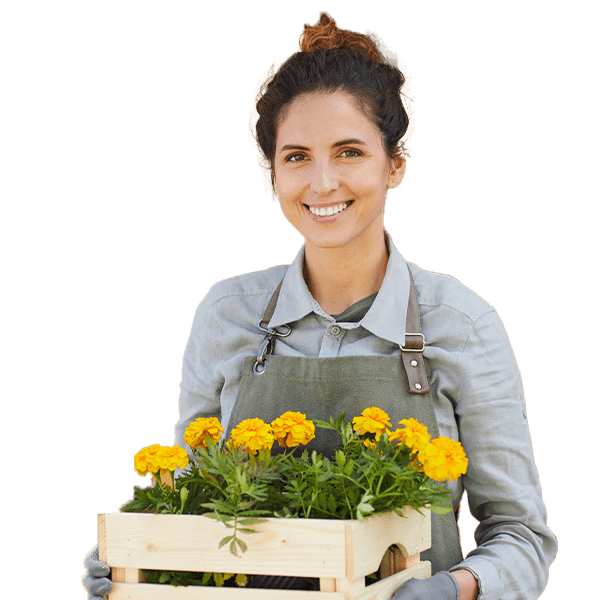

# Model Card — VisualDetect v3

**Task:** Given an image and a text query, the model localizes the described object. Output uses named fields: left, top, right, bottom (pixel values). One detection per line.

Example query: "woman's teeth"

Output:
left=309, top=202, right=348, bottom=216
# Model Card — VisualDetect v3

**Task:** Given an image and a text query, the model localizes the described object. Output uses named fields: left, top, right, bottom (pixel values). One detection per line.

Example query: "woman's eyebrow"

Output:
left=279, top=138, right=367, bottom=153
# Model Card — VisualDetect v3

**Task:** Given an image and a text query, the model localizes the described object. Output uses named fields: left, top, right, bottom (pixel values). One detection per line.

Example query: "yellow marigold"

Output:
left=229, top=418, right=274, bottom=455
left=352, top=407, right=391, bottom=441
left=155, top=445, right=189, bottom=473
left=271, top=411, right=316, bottom=448
left=134, top=444, right=162, bottom=476
left=134, top=444, right=189, bottom=477
left=388, top=418, right=431, bottom=452
left=184, top=417, right=224, bottom=450
left=418, top=437, right=468, bottom=482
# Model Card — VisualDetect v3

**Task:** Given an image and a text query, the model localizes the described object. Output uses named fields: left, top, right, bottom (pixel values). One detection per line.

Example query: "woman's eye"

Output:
left=286, top=153, right=306, bottom=163
left=340, top=149, right=361, bottom=158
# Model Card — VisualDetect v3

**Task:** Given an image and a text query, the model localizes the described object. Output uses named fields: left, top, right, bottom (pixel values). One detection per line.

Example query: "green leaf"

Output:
left=237, top=517, right=267, bottom=526
left=219, top=535, right=235, bottom=548
left=429, top=504, right=452, bottom=515
left=313, top=419, right=336, bottom=431
left=318, top=471, right=333, bottom=483
left=327, top=493, right=337, bottom=513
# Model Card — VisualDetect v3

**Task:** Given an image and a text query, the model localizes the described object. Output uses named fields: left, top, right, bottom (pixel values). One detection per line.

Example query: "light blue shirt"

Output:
left=176, top=235, right=556, bottom=600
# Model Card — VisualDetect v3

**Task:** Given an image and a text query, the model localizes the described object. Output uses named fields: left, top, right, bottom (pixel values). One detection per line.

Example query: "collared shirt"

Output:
left=176, top=235, right=556, bottom=600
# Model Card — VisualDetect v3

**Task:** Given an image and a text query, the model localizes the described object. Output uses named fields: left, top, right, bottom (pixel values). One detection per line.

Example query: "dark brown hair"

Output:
left=256, top=13, right=409, bottom=184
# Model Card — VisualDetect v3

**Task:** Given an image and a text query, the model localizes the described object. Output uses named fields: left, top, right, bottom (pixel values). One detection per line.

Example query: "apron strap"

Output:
left=258, top=267, right=430, bottom=394
left=259, top=279, right=284, bottom=330
left=401, top=268, right=430, bottom=394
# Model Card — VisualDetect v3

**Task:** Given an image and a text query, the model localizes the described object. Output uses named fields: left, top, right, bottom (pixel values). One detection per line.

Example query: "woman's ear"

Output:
left=387, top=155, right=406, bottom=189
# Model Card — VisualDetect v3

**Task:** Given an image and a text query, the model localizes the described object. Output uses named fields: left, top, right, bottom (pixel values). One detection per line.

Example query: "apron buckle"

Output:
left=253, top=321, right=292, bottom=375
left=258, top=321, right=292, bottom=337
left=253, top=330, right=277, bottom=375
left=401, top=332, right=425, bottom=352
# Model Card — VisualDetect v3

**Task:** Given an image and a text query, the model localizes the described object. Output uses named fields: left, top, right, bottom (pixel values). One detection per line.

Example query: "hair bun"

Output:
left=299, top=12, right=381, bottom=63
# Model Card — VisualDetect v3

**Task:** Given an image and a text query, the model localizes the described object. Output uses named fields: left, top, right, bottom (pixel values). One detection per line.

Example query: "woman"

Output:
left=84, top=13, right=556, bottom=600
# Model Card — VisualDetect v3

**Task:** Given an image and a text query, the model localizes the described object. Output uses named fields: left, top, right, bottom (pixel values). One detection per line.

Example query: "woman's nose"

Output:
left=310, top=160, right=339, bottom=195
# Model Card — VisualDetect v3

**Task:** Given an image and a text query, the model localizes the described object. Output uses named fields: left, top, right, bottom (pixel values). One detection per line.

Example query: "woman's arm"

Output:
left=452, top=570, right=479, bottom=600
left=453, top=309, right=557, bottom=599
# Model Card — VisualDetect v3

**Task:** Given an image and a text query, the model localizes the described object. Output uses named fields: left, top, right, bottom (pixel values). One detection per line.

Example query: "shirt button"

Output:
left=330, top=325, right=341, bottom=336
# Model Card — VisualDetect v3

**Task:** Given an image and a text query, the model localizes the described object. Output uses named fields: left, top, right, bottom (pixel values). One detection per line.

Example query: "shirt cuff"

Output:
left=450, top=557, right=503, bottom=600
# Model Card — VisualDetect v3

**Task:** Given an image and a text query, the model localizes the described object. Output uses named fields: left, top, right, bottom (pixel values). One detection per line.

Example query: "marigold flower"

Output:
left=229, top=418, right=275, bottom=454
left=134, top=444, right=162, bottom=476
left=271, top=411, right=316, bottom=448
left=184, top=417, right=224, bottom=450
left=352, top=407, right=391, bottom=441
left=388, top=418, right=431, bottom=452
left=418, top=437, right=468, bottom=482
left=134, top=444, right=189, bottom=476
left=155, top=445, right=189, bottom=473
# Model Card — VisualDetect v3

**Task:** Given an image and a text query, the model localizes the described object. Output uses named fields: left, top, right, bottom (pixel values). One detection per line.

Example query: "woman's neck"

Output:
left=303, top=231, right=389, bottom=315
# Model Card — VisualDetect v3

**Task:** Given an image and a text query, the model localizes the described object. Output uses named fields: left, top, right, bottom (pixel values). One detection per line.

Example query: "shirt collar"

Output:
left=268, top=232, right=410, bottom=349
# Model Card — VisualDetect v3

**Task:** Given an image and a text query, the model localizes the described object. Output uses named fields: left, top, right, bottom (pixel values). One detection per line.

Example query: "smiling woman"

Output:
left=82, top=11, right=557, bottom=600
left=253, top=14, right=413, bottom=315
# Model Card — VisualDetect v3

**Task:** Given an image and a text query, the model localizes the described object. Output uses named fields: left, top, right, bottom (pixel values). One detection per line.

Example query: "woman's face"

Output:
left=273, top=91, right=405, bottom=254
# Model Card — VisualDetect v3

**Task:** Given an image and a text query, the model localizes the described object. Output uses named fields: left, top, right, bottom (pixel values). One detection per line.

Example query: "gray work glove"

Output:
left=392, top=571, right=459, bottom=600
left=82, top=545, right=113, bottom=600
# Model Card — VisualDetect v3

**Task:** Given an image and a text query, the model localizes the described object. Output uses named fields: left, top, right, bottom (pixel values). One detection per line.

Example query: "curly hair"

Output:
left=256, top=13, right=410, bottom=185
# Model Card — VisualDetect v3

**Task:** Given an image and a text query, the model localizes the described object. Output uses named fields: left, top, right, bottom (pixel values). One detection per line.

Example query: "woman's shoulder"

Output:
left=407, top=261, right=496, bottom=326
left=201, top=264, right=290, bottom=307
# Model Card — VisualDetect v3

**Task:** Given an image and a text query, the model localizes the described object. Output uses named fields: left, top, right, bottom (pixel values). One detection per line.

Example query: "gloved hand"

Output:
left=82, top=545, right=113, bottom=600
left=391, top=571, right=459, bottom=600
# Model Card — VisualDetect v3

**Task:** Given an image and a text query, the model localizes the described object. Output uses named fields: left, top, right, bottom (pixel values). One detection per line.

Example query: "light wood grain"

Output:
left=346, top=508, right=430, bottom=579
left=99, top=508, right=432, bottom=599
left=107, top=563, right=430, bottom=600
left=108, top=582, right=347, bottom=599
left=102, top=513, right=347, bottom=577
left=353, top=562, right=431, bottom=600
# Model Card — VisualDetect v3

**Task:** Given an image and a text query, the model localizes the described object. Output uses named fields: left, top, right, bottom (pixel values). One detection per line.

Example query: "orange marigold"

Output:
left=229, top=418, right=275, bottom=455
left=271, top=411, right=316, bottom=448
left=352, top=407, right=391, bottom=441
left=155, top=445, right=189, bottom=473
left=388, top=418, right=431, bottom=452
left=184, top=417, right=224, bottom=450
left=134, top=444, right=162, bottom=476
left=134, top=444, right=189, bottom=476
left=418, top=437, right=468, bottom=482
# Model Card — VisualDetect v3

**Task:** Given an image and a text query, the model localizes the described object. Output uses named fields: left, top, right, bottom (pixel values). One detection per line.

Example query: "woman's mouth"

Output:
left=306, top=201, right=352, bottom=217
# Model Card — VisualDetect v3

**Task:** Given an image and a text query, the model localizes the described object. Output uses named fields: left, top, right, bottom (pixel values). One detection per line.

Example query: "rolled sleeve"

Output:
left=453, top=310, right=557, bottom=600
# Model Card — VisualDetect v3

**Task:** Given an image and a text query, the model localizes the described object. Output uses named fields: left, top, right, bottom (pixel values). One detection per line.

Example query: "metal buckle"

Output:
left=258, top=321, right=291, bottom=337
left=253, top=321, right=291, bottom=375
left=401, top=333, right=425, bottom=352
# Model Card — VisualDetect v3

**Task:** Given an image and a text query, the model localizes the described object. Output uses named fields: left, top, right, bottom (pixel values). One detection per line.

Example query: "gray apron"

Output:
left=226, top=267, right=463, bottom=581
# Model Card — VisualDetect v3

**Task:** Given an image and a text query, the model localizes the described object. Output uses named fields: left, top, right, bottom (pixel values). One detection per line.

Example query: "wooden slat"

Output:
left=108, top=583, right=346, bottom=599
left=98, top=514, right=106, bottom=563
left=102, top=513, right=348, bottom=578
left=107, top=563, right=431, bottom=600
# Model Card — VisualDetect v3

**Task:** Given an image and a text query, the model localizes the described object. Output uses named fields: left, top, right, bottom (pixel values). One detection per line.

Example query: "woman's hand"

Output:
left=82, top=545, right=112, bottom=599
left=392, top=570, right=478, bottom=600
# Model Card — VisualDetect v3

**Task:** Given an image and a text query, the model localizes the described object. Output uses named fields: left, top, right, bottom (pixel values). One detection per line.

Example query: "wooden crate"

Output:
left=98, top=507, right=431, bottom=599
